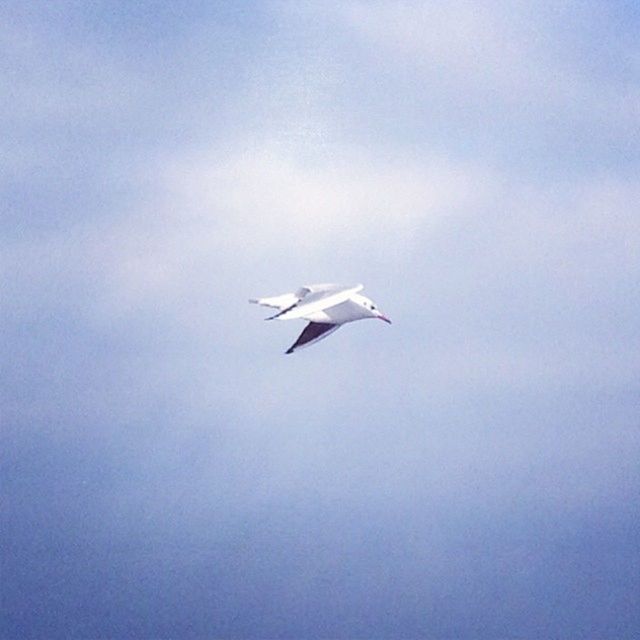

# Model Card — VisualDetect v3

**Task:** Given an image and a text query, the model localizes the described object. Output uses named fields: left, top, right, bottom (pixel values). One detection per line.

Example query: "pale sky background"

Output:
left=2, top=2, right=639, bottom=638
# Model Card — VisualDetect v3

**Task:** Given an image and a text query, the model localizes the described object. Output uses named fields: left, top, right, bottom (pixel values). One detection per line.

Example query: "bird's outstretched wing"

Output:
left=249, top=284, right=330, bottom=311
left=249, top=291, right=303, bottom=311
left=249, top=283, right=362, bottom=317
left=285, top=322, right=340, bottom=354
left=265, top=283, right=363, bottom=321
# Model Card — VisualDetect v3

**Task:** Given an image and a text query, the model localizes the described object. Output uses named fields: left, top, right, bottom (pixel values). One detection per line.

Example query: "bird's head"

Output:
left=357, top=295, right=392, bottom=324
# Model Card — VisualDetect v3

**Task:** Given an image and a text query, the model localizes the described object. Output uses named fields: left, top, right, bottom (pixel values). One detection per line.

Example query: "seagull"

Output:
left=250, top=283, right=391, bottom=354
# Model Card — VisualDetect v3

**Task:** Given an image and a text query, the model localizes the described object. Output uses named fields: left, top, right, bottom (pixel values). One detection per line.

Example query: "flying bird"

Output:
left=250, top=283, right=391, bottom=354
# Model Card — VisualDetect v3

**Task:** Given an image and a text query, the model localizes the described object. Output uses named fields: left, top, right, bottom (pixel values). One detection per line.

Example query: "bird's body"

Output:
left=250, top=283, right=391, bottom=353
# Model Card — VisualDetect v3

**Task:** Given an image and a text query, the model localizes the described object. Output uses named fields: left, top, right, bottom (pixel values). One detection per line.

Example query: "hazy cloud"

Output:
left=2, top=2, right=639, bottom=638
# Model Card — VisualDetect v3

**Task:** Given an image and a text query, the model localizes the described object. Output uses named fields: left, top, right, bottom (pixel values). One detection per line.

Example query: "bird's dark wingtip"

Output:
left=285, top=348, right=294, bottom=354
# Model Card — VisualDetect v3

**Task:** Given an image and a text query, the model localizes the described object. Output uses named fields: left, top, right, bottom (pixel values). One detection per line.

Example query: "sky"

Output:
left=1, top=1, right=639, bottom=638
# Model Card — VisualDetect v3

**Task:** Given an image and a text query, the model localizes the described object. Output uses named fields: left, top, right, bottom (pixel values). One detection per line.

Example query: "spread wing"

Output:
left=266, top=283, right=363, bottom=320
left=249, top=289, right=305, bottom=311
left=248, top=284, right=335, bottom=311
left=285, top=322, right=341, bottom=354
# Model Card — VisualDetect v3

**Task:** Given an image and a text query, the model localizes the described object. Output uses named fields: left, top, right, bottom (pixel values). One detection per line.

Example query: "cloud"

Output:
left=3, top=3, right=640, bottom=638
left=159, top=143, right=498, bottom=246
left=298, top=0, right=640, bottom=139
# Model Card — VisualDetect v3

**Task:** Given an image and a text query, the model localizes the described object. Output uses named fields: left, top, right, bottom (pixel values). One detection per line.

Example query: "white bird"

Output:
left=250, top=283, right=391, bottom=354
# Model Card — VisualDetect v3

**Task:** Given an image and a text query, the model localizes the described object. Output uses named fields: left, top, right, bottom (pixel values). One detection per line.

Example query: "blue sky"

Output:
left=2, top=2, right=639, bottom=638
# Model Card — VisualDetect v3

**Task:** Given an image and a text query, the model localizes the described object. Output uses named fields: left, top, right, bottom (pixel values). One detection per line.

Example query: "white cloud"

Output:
left=159, top=143, right=499, bottom=248
left=45, top=141, right=493, bottom=339
left=319, top=0, right=639, bottom=129
left=487, top=175, right=640, bottom=285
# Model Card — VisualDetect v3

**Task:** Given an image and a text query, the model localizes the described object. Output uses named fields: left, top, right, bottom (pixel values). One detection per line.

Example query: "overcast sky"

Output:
left=2, top=2, right=639, bottom=638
